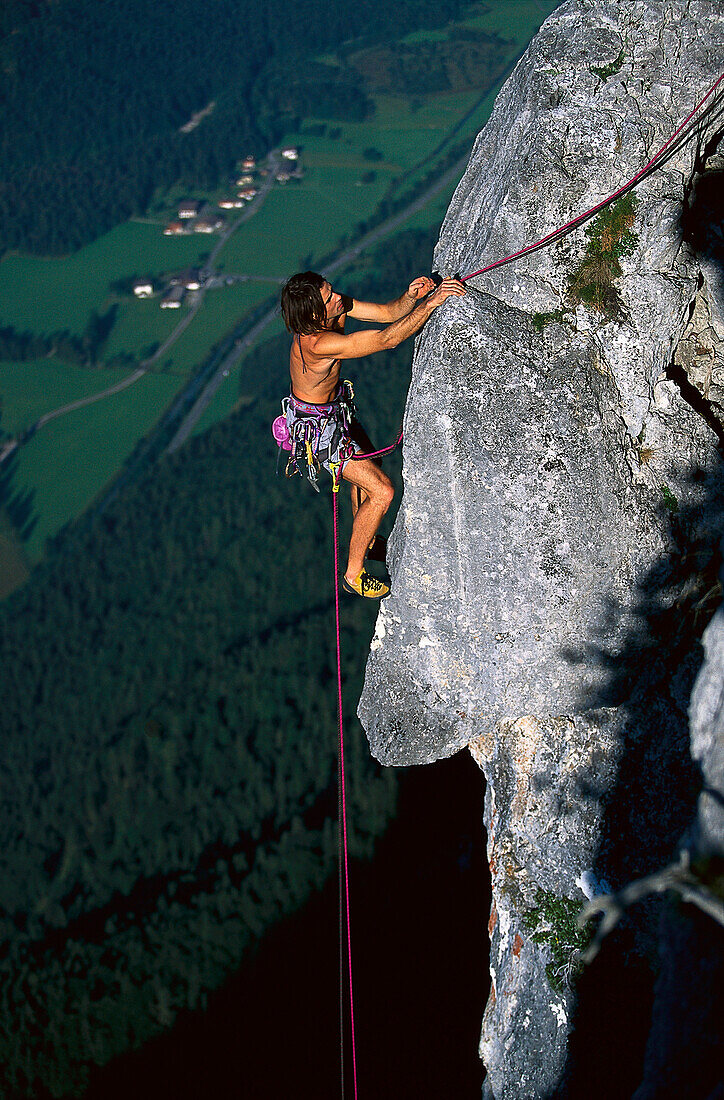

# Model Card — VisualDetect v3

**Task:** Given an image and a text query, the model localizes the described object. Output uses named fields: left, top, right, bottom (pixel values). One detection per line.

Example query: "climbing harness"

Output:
left=273, top=381, right=359, bottom=491
left=321, top=71, right=724, bottom=1097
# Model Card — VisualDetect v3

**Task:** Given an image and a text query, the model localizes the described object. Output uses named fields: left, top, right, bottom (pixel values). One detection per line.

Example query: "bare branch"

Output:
left=578, top=851, right=724, bottom=964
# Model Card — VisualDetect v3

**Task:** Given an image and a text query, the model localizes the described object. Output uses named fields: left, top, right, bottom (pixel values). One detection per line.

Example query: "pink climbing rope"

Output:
left=345, top=71, right=724, bottom=469
left=352, top=433, right=404, bottom=462
left=333, top=477, right=359, bottom=1100
left=460, top=71, right=724, bottom=282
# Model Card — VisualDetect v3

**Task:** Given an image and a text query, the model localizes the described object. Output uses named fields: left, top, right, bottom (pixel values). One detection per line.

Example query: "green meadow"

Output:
left=4, top=371, right=180, bottom=561
left=156, top=281, right=278, bottom=375
left=0, top=359, right=133, bottom=436
left=462, top=0, right=558, bottom=42
left=192, top=381, right=273, bottom=441
left=216, top=186, right=354, bottom=278
left=103, top=298, right=182, bottom=366
left=397, top=0, right=558, bottom=46
left=0, top=222, right=213, bottom=337
left=106, top=281, right=276, bottom=376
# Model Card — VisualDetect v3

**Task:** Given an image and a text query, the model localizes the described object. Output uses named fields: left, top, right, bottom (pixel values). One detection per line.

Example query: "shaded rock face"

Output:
left=358, top=1, right=724, bottom=1097
left=689, top=583, right=724, bottom=860
left=630, top=579, right=724, bottom=1100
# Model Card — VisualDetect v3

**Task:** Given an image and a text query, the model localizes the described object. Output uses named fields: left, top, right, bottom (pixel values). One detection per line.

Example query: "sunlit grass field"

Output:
left=0, top=359, right=133, bottom=436
left=0, top=223, right=213, bottom=336
left=216, top=186, right=354, bottom=277
left=5, top=371, right=180, bottom=561
left=463, top=0, right=557, bottom=40
left=153, top=282, right=277, bottom=376
left=402, top=0, right=558, bottom=44
left=103, top=299, right=182, bottom=365
left=192, top=380, right=273, bottom=441
left=104, top=281, right=276, bottom=376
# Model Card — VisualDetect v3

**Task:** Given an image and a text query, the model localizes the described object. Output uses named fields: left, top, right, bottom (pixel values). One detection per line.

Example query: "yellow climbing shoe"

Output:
left=342, top=570, right=390, bottom=599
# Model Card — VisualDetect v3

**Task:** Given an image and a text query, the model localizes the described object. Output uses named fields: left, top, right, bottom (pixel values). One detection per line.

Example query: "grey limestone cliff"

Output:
left=358, top=1, right=724, bottom=1096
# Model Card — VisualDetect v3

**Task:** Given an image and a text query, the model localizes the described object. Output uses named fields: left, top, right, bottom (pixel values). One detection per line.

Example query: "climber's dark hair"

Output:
left=280, top=271, right=327, bottom=335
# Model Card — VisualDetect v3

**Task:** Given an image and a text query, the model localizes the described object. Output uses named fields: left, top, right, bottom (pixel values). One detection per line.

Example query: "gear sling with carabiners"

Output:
left=271, top=335, right=360, bottom=491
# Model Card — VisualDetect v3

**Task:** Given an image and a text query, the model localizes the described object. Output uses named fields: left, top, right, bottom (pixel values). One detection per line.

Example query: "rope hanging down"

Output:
left=330, top=70, right=723, bottom=1098
left=332, top=474, right=358, bottom=1100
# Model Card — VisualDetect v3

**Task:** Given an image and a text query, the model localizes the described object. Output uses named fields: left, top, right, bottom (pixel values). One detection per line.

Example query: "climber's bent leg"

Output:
left=341, top=458, right=393, bottom=587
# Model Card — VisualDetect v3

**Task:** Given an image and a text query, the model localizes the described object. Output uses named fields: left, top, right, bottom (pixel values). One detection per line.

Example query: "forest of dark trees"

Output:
left=349, top=29, right=512, bottom=95
left=0, top=227, right=437, bottom=1096
left=0, top=0, right=474, bottom=256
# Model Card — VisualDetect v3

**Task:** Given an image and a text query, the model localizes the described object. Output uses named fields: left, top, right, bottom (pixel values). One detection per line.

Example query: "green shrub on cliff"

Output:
left=523, top=889, right=591, bottom=991
left=568, top=193, right=640, bottom=320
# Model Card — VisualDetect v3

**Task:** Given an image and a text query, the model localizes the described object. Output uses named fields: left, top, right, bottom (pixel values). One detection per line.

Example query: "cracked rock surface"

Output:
left=358, top=2, right=724, bottom=1096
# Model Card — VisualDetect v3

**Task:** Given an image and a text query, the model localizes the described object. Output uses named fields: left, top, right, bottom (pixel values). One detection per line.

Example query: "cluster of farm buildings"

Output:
left=133, top=148, right=301, bottom=309
left=132, top=268, right=208, bottom=310
left=161, top=148, right=301, bottom=237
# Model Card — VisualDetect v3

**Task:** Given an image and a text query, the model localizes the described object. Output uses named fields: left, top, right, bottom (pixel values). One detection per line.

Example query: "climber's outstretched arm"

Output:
left=313, top=278, right=466, bottom=361
left=350, top=276, right=438, bottom=323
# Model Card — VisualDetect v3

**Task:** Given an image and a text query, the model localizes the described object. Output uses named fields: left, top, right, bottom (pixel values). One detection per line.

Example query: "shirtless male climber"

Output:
left=278, top=270, right=465, bottom=598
